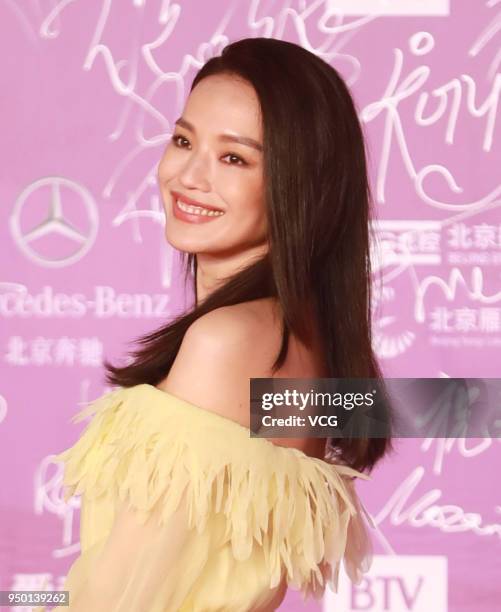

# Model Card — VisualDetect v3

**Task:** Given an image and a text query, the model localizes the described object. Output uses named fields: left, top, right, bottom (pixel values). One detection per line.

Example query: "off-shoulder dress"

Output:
left=35, top=383, right=374, bottom=611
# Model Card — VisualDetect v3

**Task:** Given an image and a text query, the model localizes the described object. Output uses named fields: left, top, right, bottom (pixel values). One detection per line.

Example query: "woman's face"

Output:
left=158, top=74, right=267, bottom=258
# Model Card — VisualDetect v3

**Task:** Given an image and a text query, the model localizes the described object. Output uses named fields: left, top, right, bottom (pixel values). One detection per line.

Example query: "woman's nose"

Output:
left=178, top=152, right=211, bottom=192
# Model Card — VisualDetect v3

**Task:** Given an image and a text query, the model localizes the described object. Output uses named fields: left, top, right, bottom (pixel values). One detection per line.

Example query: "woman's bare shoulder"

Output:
left=159, top=300, right=327, bottom=458
left=191, top=298, right=281, bottom=330
left=187, top=299, right=283, bottom=358
left=157, top=300, right=282, bottom=426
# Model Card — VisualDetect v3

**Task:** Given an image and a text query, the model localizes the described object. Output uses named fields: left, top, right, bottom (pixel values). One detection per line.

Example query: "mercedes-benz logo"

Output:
left=10, top=177, right=98, bottom=267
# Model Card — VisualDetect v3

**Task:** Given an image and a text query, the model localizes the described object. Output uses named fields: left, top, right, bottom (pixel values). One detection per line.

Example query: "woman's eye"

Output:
left=171, top=134, right=189, bottom=148
left=171, top=134, right=246, bottom=166
left=222, top=153, right=246, bottom=166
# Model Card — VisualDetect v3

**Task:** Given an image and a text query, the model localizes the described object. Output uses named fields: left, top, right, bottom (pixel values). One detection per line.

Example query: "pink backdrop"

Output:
left=1, top=1, right=500, bottom=611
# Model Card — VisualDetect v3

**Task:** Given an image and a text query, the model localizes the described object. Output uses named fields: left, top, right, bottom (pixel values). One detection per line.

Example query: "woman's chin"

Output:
left=164, top=232, right=217, bottom=255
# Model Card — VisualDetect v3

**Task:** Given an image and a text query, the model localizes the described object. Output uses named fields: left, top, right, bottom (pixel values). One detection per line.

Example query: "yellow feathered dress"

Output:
left=34, top=383, right=374, bottom=611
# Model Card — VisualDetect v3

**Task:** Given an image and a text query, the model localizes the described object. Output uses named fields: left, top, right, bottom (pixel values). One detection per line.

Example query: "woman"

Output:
left=40, top=37, right=394, bottom=611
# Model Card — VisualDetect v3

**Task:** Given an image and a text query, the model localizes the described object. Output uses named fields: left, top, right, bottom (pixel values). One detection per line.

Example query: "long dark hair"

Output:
left=103, top=37, right=394, bottom=473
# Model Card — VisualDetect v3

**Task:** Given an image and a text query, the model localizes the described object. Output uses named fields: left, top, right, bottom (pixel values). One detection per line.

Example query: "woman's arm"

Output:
left=68, top=494, right=191, bottom=611
left=65, top=308, right=258, bottom=611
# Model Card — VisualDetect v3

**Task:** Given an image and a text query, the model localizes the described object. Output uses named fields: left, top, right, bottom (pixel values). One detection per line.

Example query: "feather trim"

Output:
left=55, top=384, right=373, bottom=600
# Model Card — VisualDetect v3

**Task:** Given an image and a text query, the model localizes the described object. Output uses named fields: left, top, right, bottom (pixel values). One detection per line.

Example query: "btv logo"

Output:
left=324, top=555, right=448, bottom=611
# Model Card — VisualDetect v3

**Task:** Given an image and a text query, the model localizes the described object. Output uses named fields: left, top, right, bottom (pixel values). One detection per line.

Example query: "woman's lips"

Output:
left=172, top=196, right=226, bottom=224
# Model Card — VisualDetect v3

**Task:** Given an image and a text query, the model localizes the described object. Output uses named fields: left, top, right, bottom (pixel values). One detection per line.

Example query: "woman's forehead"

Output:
left=185, top=75, right=262, bottom=133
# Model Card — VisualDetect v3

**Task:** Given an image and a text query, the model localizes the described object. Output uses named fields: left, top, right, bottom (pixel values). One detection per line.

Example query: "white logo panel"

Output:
left=324, top=554, right=448, bottom=612
left=327, top=0, right=450, bottom=16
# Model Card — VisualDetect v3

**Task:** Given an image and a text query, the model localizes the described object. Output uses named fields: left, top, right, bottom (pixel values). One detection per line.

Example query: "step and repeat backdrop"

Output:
left=1, top=1, right=500, bottom=611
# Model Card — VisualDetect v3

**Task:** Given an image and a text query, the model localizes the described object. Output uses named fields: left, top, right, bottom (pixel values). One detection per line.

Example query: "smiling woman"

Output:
left=40, top=36, right=394, bottom=612
left=157, top=72, right=268, bottom=274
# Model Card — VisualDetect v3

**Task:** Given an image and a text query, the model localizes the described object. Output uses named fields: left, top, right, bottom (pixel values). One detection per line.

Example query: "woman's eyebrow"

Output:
left=174, top=117, right=263, bottom=152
